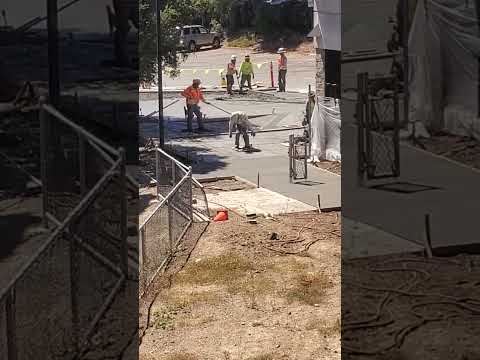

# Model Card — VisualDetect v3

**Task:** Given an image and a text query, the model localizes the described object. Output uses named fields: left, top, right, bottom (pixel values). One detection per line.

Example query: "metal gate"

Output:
left=289, top=134, right=308, bottom=182
left=357, top=72, right=400, bottom=181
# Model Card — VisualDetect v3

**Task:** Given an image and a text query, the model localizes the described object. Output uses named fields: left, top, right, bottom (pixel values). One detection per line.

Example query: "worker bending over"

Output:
left=226, top=55, right=238, bottom=95
left=239, top=54, right=254, bottom=93
left=229, top=111, right=257, bottom=151
left=277, top=48, right=287, bottom=92
left=181, top=79, right=208, bottom=132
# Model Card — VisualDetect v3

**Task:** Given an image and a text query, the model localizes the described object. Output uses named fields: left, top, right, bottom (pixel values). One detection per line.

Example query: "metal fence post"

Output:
left=188, top=167, right=193, bottom=221
left=6, top=288, right=17, bottom=360
left=167, top=199, right=173, bottom=254
left=171, top=159, right=176, bottom=185
left=78, top=134, right=86, bottom=195
left=39, top=102, right=49, bottom=228
left=139, top=227, right=145, bottom=270
left=119, top=148, right=128, bottom=276
left=69, top=232, right=79, bottom=353
left=304, top=140, right=308, bottom=179
left=155, top=148, right=160, bottom=199
left=289, top=134, right=294, bottom=183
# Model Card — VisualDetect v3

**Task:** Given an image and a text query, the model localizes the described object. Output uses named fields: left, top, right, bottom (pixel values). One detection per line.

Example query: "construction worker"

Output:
left=226, top=55, right=238, bottom=95
left=239, top=54, right=254, bottom=93
left=181, top=79, right=208, bottom=132
left=277, top=48, right=288, bottom=92
left=229, top=111, right=257, bottom=151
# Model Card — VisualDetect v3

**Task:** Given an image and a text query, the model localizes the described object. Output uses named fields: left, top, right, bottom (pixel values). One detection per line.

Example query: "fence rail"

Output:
left=1, top=102, right=131, bottom=359
left=139, top=147, right=209, bottom=296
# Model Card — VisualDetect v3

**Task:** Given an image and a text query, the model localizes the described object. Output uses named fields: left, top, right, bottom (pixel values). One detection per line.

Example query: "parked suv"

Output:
left=177, top=25, right=223, bottom=52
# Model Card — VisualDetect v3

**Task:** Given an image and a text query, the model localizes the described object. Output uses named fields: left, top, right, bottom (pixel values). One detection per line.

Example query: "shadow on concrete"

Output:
left=164, top=143, right=229, bottom=176
left=0, top=213, right=42, bottom=260
left=294, top=180, right=324, bottom=186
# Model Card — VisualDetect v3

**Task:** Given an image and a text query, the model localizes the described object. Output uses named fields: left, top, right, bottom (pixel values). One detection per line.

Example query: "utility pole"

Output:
left=47, top=0, right=60, bottom=107
left=157, top=0, right=165, bottom=148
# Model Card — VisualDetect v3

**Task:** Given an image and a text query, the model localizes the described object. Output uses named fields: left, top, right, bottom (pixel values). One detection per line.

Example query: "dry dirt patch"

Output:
left=314, top=160, right=341, bottom=176
left=140, top=211, right=340, bottom=360
left=343, top=253, right=480, bottom=359
left=417, top=134, right=480, bottom=170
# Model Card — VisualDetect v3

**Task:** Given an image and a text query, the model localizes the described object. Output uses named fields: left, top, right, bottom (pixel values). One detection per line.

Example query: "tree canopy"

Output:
left=139, top=0, right=311, bottom=84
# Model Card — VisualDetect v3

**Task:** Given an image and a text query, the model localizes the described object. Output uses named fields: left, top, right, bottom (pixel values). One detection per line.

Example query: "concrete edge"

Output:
left=307, top=163, right=341, bottom=178
left=234, top=175, right=319, bottom=212
left=346, top=122, right=480, bottom=176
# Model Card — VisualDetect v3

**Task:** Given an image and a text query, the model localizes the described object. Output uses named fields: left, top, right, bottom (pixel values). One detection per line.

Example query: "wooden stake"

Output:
left=317, top=194, right=322, bottom=213
left=257, top=172, right=260, bottom=188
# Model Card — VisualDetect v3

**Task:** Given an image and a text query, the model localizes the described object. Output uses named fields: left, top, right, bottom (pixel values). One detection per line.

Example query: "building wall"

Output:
left=315, top=48, right=325, bottom=97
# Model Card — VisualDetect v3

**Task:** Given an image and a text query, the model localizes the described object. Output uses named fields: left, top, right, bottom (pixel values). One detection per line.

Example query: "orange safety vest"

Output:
left=278, top=55, right=287, bottom=70
left=181, top=85, right=204, bottom=105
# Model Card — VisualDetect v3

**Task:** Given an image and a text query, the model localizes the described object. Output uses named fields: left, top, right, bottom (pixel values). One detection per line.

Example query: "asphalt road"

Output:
left=161, top=47, right=317, bottom=93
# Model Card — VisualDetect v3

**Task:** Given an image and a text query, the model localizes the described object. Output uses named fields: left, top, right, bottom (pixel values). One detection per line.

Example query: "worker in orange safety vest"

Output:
left=277, top=48, right=288, bottom=92
left=181, top=79, right=209, bottom=132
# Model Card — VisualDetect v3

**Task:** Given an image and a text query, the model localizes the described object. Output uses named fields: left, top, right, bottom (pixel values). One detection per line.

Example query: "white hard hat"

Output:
left=231, top=55, right=237, bottom=60
left=278, top=48, right=286, bottom=54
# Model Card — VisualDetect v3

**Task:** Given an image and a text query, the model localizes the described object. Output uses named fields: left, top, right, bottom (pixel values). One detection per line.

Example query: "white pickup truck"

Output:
left=177, top=25, right=223, bottom=52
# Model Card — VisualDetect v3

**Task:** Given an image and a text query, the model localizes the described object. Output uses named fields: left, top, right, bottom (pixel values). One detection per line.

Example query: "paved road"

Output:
left=160, top=47, right=317, bottom=93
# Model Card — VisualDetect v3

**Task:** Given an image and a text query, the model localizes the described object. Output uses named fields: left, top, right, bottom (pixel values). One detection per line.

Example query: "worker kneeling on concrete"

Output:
left=229, top=111, right=256, bottom=151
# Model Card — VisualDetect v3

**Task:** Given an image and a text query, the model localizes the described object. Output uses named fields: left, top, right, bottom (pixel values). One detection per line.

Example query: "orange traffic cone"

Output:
left=213, top=210, right=228, bottom=222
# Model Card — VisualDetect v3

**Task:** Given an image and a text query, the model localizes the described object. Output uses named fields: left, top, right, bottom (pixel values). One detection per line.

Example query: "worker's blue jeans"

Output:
left=186, top=104, right=204, bottom=130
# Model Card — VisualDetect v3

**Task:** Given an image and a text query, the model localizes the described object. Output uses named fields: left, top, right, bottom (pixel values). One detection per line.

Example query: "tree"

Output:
left=139, top=0, right=194, bottom=84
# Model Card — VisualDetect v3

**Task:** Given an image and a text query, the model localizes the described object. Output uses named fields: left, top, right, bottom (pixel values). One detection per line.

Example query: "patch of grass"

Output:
left=247, top=354, right=275, bottom=360
left=176, top=253, right=255, bottom=286
left=306, top=317, right=341, bottom=336
left=176, top=314, right=216, bottom=329
left=225, top=34, right=257, bottom=48
left=165, top=353, right=198, bottom=360
left=167, top=290, right=220, bottom=308
left=152, top=302, right=190, bottom=330
left=283, top=272, right=332, bottom=305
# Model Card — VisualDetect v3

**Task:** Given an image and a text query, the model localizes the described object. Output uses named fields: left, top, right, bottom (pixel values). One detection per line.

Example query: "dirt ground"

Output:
left=313, top=161, right=341, bottom=176
left=417, top=133, right=480, bottom=171
left=139, top=208, right=340, bottom=360
left=343, top=253, right=480, bottom=359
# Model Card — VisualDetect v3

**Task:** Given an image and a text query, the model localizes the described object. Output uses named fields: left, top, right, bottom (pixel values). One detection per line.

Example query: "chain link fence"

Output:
left=0, top=103, right=131, bottom=359
left=289, top=134, right=308, bottom=182
left=357, top=73, right=400, bottom=180
left=139, top=148, right=209, bottom=296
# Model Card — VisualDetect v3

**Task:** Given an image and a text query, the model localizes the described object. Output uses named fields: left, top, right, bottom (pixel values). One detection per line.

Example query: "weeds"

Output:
left=284, top=272, right=332, bottom=305
left=225, top=34, right=257, bottom=48
left=247, top=354, right=275, bottom=360
left=176, top=253, right=255, bottom=285
left=165, top=353, right=198, bottom=360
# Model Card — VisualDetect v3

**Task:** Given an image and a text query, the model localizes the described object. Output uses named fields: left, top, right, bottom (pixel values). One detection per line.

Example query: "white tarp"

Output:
left=409, top=0, right=480, bottom=139
left=310, top=98, right=341, bottom=162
